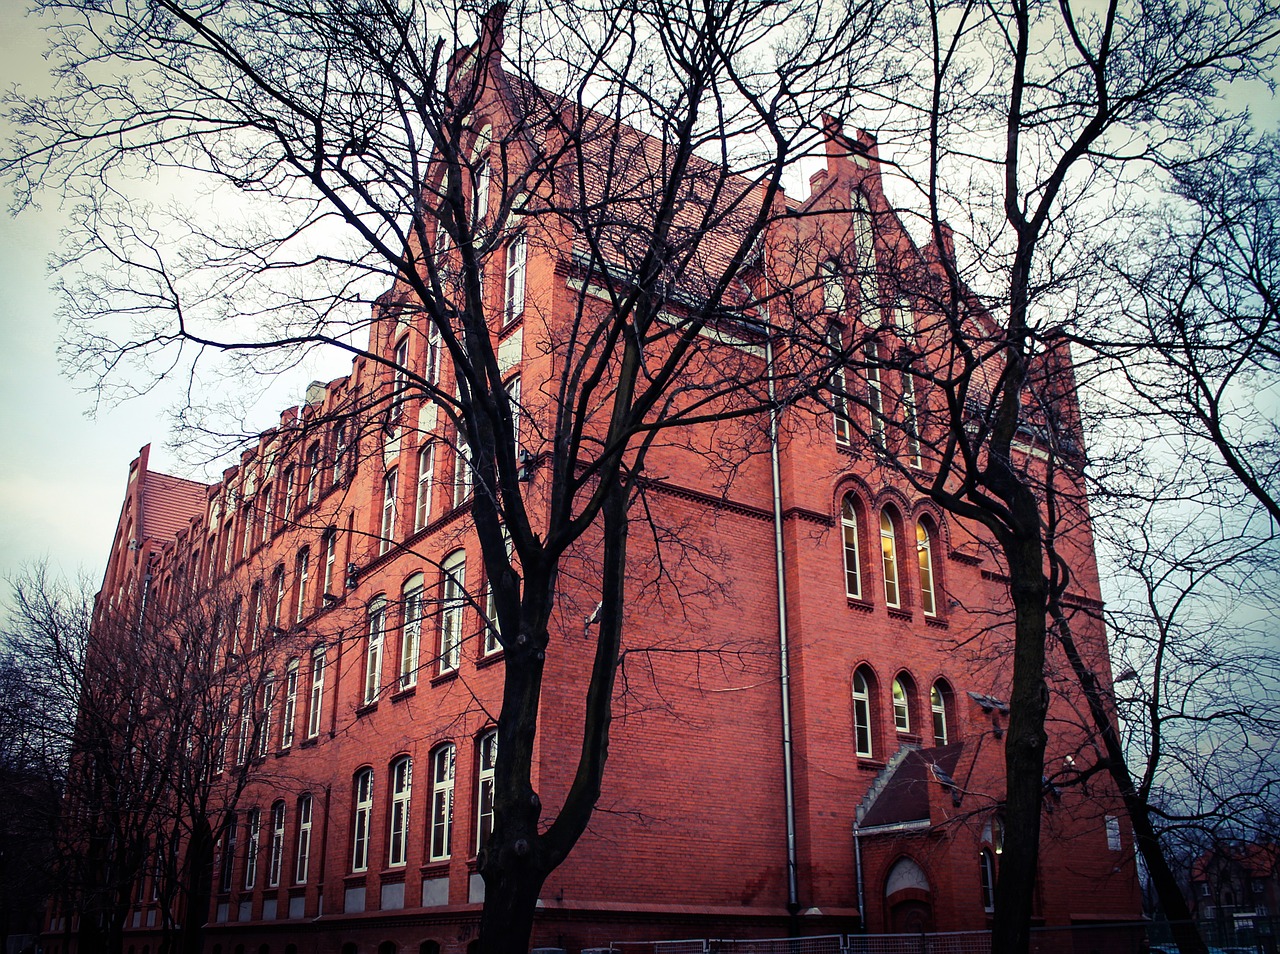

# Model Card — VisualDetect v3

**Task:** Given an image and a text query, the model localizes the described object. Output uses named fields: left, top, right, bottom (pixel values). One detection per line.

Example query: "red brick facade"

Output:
left=51, top=20, right=1141, bottom=954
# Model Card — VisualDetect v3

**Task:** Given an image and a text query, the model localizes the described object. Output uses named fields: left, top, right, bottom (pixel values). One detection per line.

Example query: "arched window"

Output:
left=351, top=768, right=374, bottom=873
left=333, top=424, right=350, bottom=484
left=476, top=730, right=498, bottom=851
left=295, top=794, right=313, bottom=884
left=257, top=674, right=276, bottom=759
left=880, top=510, right=900, bottom=607
left=391, top=337, right=410, bottom=421
left=260, top=481, right=275, bottom=541
left=378, top=942, right=398, bottom=954
left=388, top=756, right=412, bottom=868
left=979, top=848, right=996, bottom=912
left=267, top=800, right=286, bottom=887
left=917, top=519, right=936, bottom=616
left=280, top=658, right=299, bottom=750
left=420, top=942, right=441, bottom=954
left=282, top=464, right=297, bottom=521
left=830, top=325, right=851, bottom=445
left=322, top=528, right=338, bottom=597
left=380, top=468, right=399, bottom=555
left=852, top=190, right=878, bottom=307
left=272, top=565, right=286, bottom=629
left=364, top=597, right=386, bottom=705
left=841, top=494, right=862, bottom=599
left=931, top=680, right=952, bottom=746
left=219, top=813, right=238, bottom=893
left=415, top=442, right=435, bottom=532
left=852, top=668, right=875, bottom=758
left=453, top=433, right=472, bottom=507
left=439, top=552, right=466, bottom=674
left=400, top=574, right=424, bottom=690
left=429, top=744, right=456, bottom=861
left=892, top=674, right=914, bottom=734
left=472, top=124, right=492, bottom=224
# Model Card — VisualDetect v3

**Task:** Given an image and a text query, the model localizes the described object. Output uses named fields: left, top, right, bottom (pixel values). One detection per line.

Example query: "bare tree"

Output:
left=3, top=1, right=892, bottom=951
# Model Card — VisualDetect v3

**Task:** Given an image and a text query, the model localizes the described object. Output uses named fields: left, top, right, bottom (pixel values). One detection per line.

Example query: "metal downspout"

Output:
left=853, top=822, right=865, bottom=929
left=766, top=334, right=800, bottom=914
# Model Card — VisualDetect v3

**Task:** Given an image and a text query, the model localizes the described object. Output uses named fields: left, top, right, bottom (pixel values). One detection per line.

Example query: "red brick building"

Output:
left=48, top=14, right=1142, bottom=954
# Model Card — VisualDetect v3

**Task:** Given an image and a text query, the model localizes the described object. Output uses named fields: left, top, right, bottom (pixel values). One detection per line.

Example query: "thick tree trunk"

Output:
left=990, top=513, right=1050, bottom=954
left=179, top=816, right=215, bottom=954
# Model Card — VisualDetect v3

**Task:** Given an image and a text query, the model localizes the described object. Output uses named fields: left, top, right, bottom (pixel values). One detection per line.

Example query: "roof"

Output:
left=857, top=742, right=966, bottom=829
left=1193, top=842, right=1280, bottom=881
left=139, top=470, right=209, bottom=543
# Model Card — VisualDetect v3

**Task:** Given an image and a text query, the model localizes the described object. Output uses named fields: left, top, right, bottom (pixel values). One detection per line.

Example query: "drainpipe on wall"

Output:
left=853, top=821, right=865, bottom=930
left=766, top=333, right=800, bottom=916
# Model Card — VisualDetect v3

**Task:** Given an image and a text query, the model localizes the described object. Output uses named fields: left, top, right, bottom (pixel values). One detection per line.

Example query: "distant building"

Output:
left=1191, top=841, right=1279, bottom=928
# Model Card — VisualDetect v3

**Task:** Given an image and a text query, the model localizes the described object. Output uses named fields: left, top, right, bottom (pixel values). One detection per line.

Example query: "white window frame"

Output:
left=429, top=744, right=456, bottom=862
left=322, top=529, right=337, bottom=597
left=821, top=258, right=846, bottom=312
left=307, top=649, right=326, bottom=739
left=351, top=768, right=373, bottom=873
left=380, top=468, right=399, bottom=555
left=364, top=598, right=386, bottom=705
left=267, top=800, right=286, bottom=888
left=880, top=511, right=900, bottom=608
left=388, top=756, right=412, bottom=867
left=400, top=574, right=424, bottom=689
left=305, top=442, right=320, bottom=507
left=476, top=730, right=497, bottom=852
left=504, top=235, right=526, bottom=323
left=902, top=372, right=923, bottom=468
left=892, top=677, right=911, bottom=733
left=415, top=443, right=435, bottom=532
left=272, top=566, right=286, bottom=629
left=244, top=808, right=261, bottom=890
left=865, top=342, right=885, bottom=445
left=261, top=482, right=275, bottom=541
left=980, top=848, right=996, bottom=912
left=853, top=670, right=873, bottom=758
left=257, top=674, right=276, bottom=759
left=439, top=552, right=466, bottom=674
left=931, top=683, right=949, bottom=746
left=453, top=434, right=472, bottom=507
left=283, top=465, right=296, bottom=522
left=295, top=795, right=313, bottom=884
left=841, top=495, right=862, bottom=600
left=237, top=689, right=253, bottom=765
left=917, top=519, right=936, bottom=616
left=281, top=658, right=299, bottom=750
left=391, top=337, right=410, bottom=421
left=829, top=325, right=851, bottom=445
left=295, top=548, right=310, bottom=623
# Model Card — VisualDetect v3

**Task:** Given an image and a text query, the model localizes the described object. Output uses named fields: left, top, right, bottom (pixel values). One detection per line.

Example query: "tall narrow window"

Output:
left=257, top=674, right=276, bottom=758
left=380, top=468, right=399, bottom=555
left=931, top=682, right=950, bottom=746
left=821, top=258, right=846, bottom=312
left=439, top=552, right=466, bottom=674
left=307, top=648, right=326, bottom=739
left=892, top=676, right=911, bottom=733
left=400, top=574, right=424, bottom=689
left=295, top=548, right=310, bottom=623
left=351, top=768, right=374, bottom=873
left=391, top=337, right=410, bottom=421
left=268, top=800, right=286, bottom=887
left=295, top=795, right=313, bottom=884
left=830, top=325, right=851, bottom=445
left=427, top=326, right=442, bottom=386
left=364, top=597, right=386, bottom=705
left=415, top=443, right=435, bottom=532
left=453, top=434, right=472, bottom=507
left=322, top=529, right=337, bottom=597
left=506, top=376, right=521, bottom=453
left=305, top=443, right=321, bottom=507
left=250, top=582, right=264, bottom=651
left=917, top=519, right=937, bottom=616
left=237, top=689, right=253, bottom=765
left=476, top=730, right=497, bottom=852
left=388, top=756, right=412, bottom=867
left=220, top=814, right=238, bottom=894
left=865, top=342, right=885, bottom=445
left=894, top=297, right=916, bottom=334
left=474, top=158, right=491, bottom=224
left=244, top=809, right=261, bottom=890
left=281, top=659, right=299, bottom=750
left=880, top=511, right=900, bottom=608
left=504, top=235, right=526, bottom=323
left=283, top=465, right=297, bottom=521
left=902, top=372, right=923, bottom=468
left=272, top=565, right=286, bottom=629
left=980, top=848, right=996, bottom=912
left=853, top=190, right=879, bottom=308
left=841, top=494, right=862, bottom=599
left=855, top=665, right=875, bottom=752
left=333, top=424, right=349, bottom=484
left=429, top=744, right=456, bottom=861
left=261, top=482, right=275, bottom=541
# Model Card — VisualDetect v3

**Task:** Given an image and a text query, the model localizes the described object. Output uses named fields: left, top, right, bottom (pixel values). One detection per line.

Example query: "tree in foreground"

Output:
left=4, top=1, right=889, bottom=950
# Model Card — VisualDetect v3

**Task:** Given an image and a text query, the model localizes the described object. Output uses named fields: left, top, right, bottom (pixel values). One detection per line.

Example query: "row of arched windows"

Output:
left=842, top=494, right=939, bottom=616
left=852, top=668, right=955, bottom=759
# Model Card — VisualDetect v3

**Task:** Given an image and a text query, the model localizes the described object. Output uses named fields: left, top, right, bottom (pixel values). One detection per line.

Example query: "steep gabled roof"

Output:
left=856, top=743, right=966, bottom=829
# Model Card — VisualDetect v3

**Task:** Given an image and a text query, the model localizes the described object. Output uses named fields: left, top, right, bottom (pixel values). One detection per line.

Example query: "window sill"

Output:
left=344, top=874, right=367, bottom=887
left=420, top=861, right=450, bottom=877
left=856, top=758, right=885, bottom=771
left=391, top=686, right=417, bottom=702
left=300, top=738, right=318, bottom=749
left=431, top=669, right=459, bottom=687
left=845, top=597, right=874, bottom=613
left=380, top=869, right=407, bottom=883
left=355, top=701, right=378, bottom=717
left=476, top=650, right=505, bottom=669
left=924, top=615, right=949, bottom=629
left=886, top=607, right=912, bottom=621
